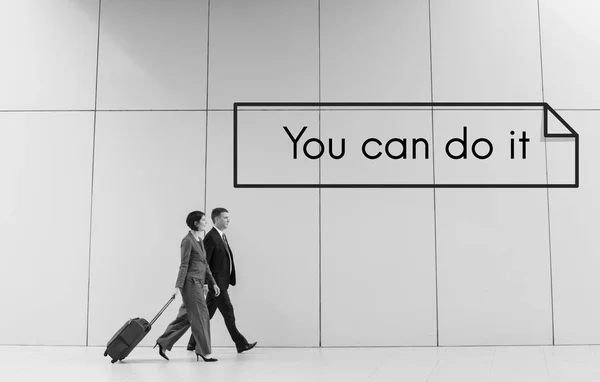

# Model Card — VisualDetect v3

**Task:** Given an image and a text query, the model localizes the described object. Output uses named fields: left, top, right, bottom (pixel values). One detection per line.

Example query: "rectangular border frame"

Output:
left=233, top=102, right=579, bottom=188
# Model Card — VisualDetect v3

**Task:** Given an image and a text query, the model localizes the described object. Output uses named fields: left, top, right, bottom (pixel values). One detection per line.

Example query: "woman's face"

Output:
left=196, top=215, right=207, bottom=231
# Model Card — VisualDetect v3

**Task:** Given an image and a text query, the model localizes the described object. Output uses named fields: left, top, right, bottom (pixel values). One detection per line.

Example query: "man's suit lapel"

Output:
left=209, top=227, right=236, bottom=286
left=211, top=227, right=229, bottom=255
left=213, top=227, right=234, bottom=264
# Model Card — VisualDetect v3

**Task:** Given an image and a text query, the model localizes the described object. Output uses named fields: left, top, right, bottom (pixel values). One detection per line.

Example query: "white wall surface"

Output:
left=0, top=0, right=597, bottom=347
left=96, top=0, right=209, bottom=110
left=320, top=0, right=431, bottom=102
left=207, top=0, right=319, bottom=109
left=320, top=188, right=438, bottom=346
left=0, top=112, right=94, bottom=345
left=430, top=0, right=543, bottom=102
left=539, top=0, right=600, bottom=109
left=547, top=111, right=600, bottom=344
left=0, top=1, right=98, bottom=110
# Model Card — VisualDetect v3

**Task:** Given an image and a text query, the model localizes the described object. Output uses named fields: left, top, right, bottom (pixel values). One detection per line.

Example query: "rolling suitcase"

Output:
left=104, top=294, right=175, bottom=363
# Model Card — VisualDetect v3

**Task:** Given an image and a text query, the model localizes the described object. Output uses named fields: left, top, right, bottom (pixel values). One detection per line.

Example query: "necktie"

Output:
left=222, top=233, right=232, bottom=274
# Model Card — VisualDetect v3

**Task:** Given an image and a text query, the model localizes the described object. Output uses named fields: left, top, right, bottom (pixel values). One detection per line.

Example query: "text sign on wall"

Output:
left=233, top=103, right=578, bottom=188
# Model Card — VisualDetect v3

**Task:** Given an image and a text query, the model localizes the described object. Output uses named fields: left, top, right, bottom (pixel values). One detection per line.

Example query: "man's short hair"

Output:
left=211, top=207, right=229, bottom=222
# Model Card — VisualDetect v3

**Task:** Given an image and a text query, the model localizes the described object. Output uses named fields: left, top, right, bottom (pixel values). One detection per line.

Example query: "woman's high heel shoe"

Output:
left=154, top=343, right=169, bottom=361
left=196, top=353, right=218, bottom=362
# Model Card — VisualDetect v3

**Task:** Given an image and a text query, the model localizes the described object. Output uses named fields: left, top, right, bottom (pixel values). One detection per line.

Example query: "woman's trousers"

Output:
left=156, top=278, right=211, bottom=356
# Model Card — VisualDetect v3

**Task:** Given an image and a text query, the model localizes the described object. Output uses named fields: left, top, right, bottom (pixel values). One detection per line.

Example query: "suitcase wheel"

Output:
left=111, top=359, right=117, bottom=364
left=103, top=350, right=108, bottom=357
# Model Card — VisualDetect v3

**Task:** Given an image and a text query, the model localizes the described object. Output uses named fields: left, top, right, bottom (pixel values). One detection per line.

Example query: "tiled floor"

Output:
left=2, top=345, right=600, bottom=381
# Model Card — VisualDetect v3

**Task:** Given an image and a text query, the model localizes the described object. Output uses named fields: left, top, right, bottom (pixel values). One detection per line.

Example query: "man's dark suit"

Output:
left=187, top=227, right=248, bottom=349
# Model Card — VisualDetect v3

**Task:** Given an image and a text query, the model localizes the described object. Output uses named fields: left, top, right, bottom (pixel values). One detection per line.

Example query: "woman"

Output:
left=154, top=211, right=221, bottom=362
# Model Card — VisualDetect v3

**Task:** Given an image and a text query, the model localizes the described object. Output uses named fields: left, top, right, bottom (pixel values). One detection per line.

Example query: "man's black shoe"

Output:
left=237, top=342, right=257, bottom=354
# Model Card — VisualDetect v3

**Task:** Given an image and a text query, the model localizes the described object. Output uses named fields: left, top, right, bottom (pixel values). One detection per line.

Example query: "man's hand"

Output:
left=213, top=284, right=220, bottom=297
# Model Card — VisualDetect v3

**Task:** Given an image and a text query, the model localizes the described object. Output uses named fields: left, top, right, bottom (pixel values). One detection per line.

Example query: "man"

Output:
left=186, top=207, right=257, bottom=353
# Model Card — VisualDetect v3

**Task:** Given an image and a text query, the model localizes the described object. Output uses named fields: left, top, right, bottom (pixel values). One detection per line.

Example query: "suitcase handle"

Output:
left=149, top=294, right=176, bottom=326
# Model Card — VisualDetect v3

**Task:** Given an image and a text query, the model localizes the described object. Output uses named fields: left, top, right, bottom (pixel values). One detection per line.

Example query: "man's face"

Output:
left=215, top=212, right=230, bottom=230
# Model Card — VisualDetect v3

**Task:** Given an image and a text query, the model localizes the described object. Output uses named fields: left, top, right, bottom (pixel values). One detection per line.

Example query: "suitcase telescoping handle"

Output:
left=149, top=294, right=176, bottom=326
